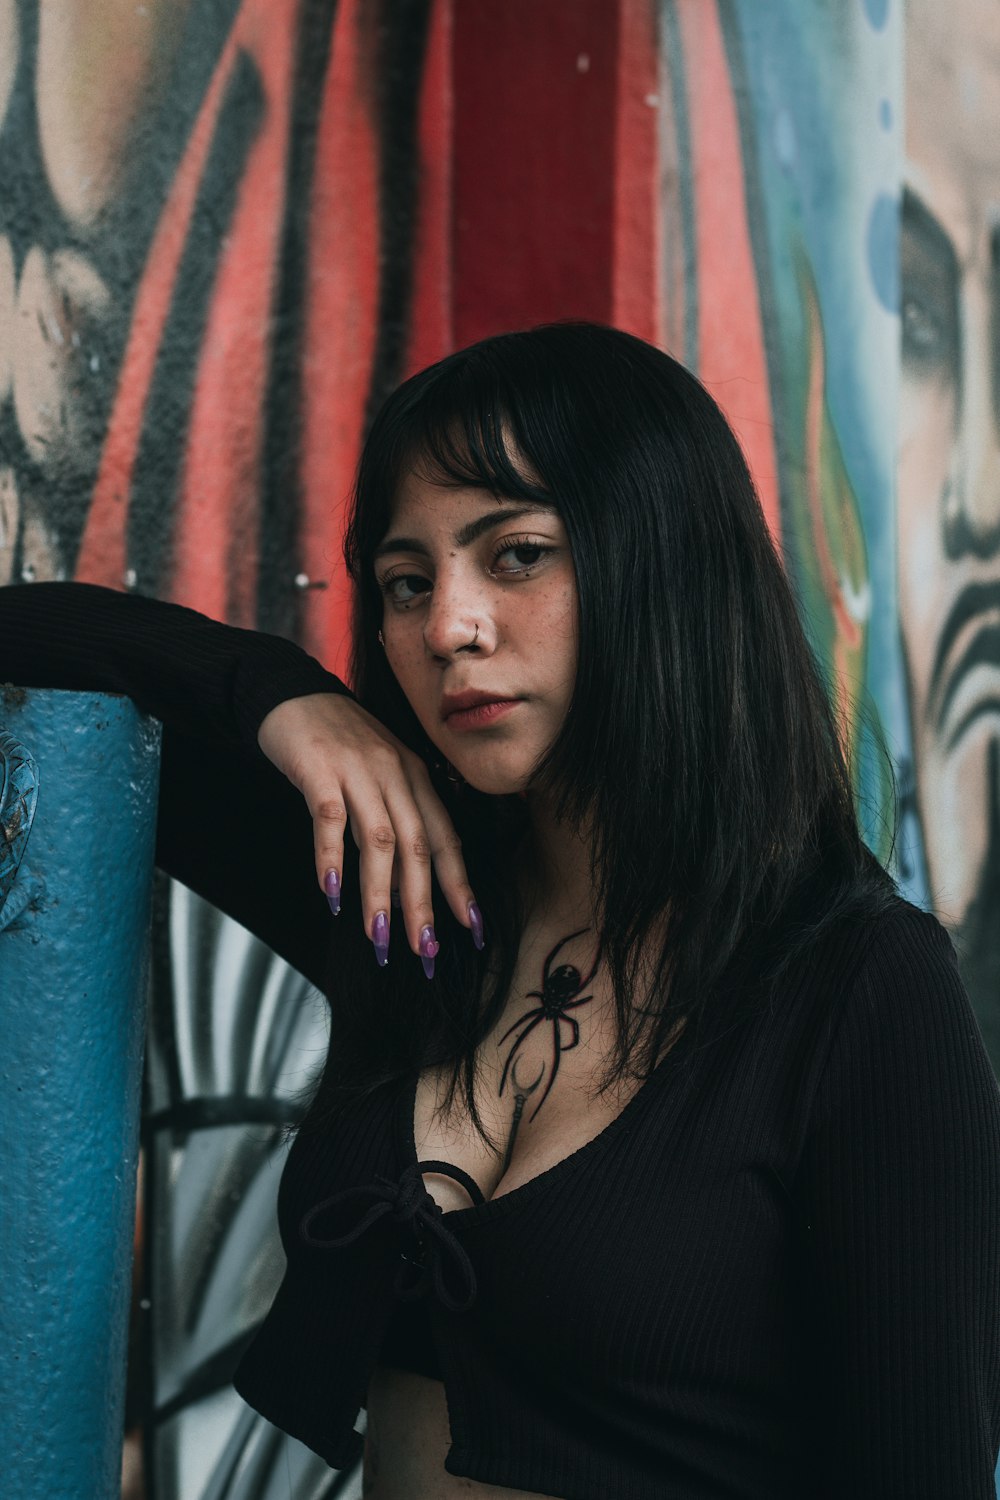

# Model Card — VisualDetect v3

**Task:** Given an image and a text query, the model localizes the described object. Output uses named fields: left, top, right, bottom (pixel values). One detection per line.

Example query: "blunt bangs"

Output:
left=344, top=346, right=561, bottom=588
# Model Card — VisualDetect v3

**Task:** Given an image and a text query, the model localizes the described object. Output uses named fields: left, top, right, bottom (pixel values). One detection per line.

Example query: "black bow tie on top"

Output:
left=299, top=1159, right=484, bottom=1313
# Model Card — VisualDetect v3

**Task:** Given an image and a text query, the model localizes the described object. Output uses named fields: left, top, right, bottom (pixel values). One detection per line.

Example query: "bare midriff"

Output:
left=363, top=1366, right=558, bottom=1499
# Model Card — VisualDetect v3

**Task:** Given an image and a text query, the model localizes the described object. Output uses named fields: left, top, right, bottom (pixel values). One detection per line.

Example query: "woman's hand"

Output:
left=257, top=693, right=483, bottom=973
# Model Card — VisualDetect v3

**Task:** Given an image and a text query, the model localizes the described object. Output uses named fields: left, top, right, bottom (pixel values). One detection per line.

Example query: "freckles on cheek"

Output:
left=387, top=639, right=436, bottom=707
left=380, top=638, right=410, bottom=690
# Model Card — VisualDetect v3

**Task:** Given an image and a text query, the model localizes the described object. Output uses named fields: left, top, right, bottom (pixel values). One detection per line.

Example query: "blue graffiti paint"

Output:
left=861, top=0, right=890, bottom=31
left=0, top=689, right=161, bottom=1500
left=867, top=191, right=899, bottom=313
left=879, top=96, right=893, bottom=131
left=773, top=106, right=797, bottom=173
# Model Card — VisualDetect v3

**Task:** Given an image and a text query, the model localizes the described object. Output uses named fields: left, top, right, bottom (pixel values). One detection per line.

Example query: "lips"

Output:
left=441, top=691, right=521, bottom=722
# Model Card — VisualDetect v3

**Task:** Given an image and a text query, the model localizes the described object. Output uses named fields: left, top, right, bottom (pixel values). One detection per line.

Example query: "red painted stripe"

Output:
left=172, top=0, right=300, bottom=627
left=76, top=9, right=247, bottom=589
left=612, top=0, right=662, bottom=346
left=297, top=0, right=382, bottom=674
left=673, top=0, right=781, bottom=546
left=403, top=0, right=454, bottom=380
left=451, top=0, right=618, bottom=344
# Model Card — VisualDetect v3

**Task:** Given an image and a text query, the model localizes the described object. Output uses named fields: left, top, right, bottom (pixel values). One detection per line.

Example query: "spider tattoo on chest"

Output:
left=496, top=928, right=601, bottom=1125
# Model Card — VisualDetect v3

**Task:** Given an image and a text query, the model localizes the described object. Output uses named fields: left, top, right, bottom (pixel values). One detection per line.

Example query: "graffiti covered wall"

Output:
left=1, top=0, right=997, bottom=1495
left=898, top=0, right=1000, bottom=1054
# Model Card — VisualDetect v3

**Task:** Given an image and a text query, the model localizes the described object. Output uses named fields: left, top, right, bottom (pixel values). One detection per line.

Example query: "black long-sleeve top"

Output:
left=1, top=581, right=350, bottom=990
left=3, top=580, right=1000, bottom=1498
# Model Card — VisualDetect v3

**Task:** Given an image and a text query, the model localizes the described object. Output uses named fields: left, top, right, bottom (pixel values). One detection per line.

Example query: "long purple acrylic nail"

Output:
left=371, top=910, right=389, bottom=966
left=419, top=924, right=439, bottom=979
left=468, top=902, right=485, bottom=950
left=324, top=869, right=341, bottom=916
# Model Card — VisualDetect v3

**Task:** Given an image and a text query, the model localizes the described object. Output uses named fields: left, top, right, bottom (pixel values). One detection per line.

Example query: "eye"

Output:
left=488, top=535, right=556, bottom=576
left=902, top=294, right=949, bottom=367
left=378, top=570, right=431, bottom=607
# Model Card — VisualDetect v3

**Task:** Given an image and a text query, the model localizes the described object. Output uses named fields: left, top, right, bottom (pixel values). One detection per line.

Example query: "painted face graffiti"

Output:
left=899, top=0, right=1000, bottom=925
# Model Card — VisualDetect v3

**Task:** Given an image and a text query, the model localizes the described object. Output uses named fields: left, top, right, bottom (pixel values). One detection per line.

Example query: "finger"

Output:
left=344, top=787, right=397, bottom=966
left=403, top=763, right=484, bottom=951
left=309, top=787, right=348, bottom=917
left=380, top=779, right=438, bottom=968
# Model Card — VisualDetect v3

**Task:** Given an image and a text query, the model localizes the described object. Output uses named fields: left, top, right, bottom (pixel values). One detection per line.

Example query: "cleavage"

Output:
left=412, top=924, right=652, bottom=1211
left=412, top=1009, right=649, bottom=1212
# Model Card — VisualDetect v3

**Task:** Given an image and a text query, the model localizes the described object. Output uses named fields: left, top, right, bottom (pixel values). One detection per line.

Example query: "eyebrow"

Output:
left=373, top=504, right=556, bottom=563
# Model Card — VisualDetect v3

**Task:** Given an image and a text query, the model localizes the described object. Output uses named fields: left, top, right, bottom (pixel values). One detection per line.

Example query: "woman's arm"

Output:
left=0, top=580, right=350, bottom=751
left=0, top=581, right=481, bottom=987
left=0, top=581, right=351, bottom=987
left=797, top=908, right=1000, bottom=1496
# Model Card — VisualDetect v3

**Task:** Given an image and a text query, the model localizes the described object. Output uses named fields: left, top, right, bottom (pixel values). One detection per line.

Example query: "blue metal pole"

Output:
left=0, top=689, right=161, bottom=1500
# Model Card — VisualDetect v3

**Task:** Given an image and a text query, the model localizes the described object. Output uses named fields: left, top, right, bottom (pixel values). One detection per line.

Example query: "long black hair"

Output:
left=304, top=322, right=896, bottom=1152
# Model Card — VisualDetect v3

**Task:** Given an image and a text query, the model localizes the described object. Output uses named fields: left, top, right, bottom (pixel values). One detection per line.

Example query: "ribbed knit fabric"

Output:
left=4, top=581, right=1000, bottom=1497
left=236, top=907, right=1000, bottom=1498
left=0, top=580, right=350, bottom=752
left=1, top=581, right=351, bottom=987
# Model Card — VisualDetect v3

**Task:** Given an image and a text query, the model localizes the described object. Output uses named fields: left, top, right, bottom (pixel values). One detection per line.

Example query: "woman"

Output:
left=3, top=323, right=999, bottom=1498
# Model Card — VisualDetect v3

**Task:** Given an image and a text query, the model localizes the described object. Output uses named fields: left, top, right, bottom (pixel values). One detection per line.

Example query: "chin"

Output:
left=459, top=766, right=532, bottom=798
left=449, top=747, right=537, bottom=798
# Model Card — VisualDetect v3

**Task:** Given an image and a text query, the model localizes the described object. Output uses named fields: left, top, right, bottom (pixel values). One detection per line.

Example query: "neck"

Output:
left=518, top=791, right=598, bottom=929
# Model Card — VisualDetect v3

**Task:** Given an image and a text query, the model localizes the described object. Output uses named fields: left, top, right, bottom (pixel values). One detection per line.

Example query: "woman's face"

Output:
left=373, top=465, right=579, bottom=795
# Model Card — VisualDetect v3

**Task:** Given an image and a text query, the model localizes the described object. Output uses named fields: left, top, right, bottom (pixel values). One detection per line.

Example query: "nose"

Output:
left=421, top=569, right=494, bottom=660
left=944, top=280, right=1000, bottom=560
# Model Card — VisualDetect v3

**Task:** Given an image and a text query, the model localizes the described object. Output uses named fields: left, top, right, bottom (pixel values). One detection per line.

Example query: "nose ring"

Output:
left=381, top=623, right=480, bottom=652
